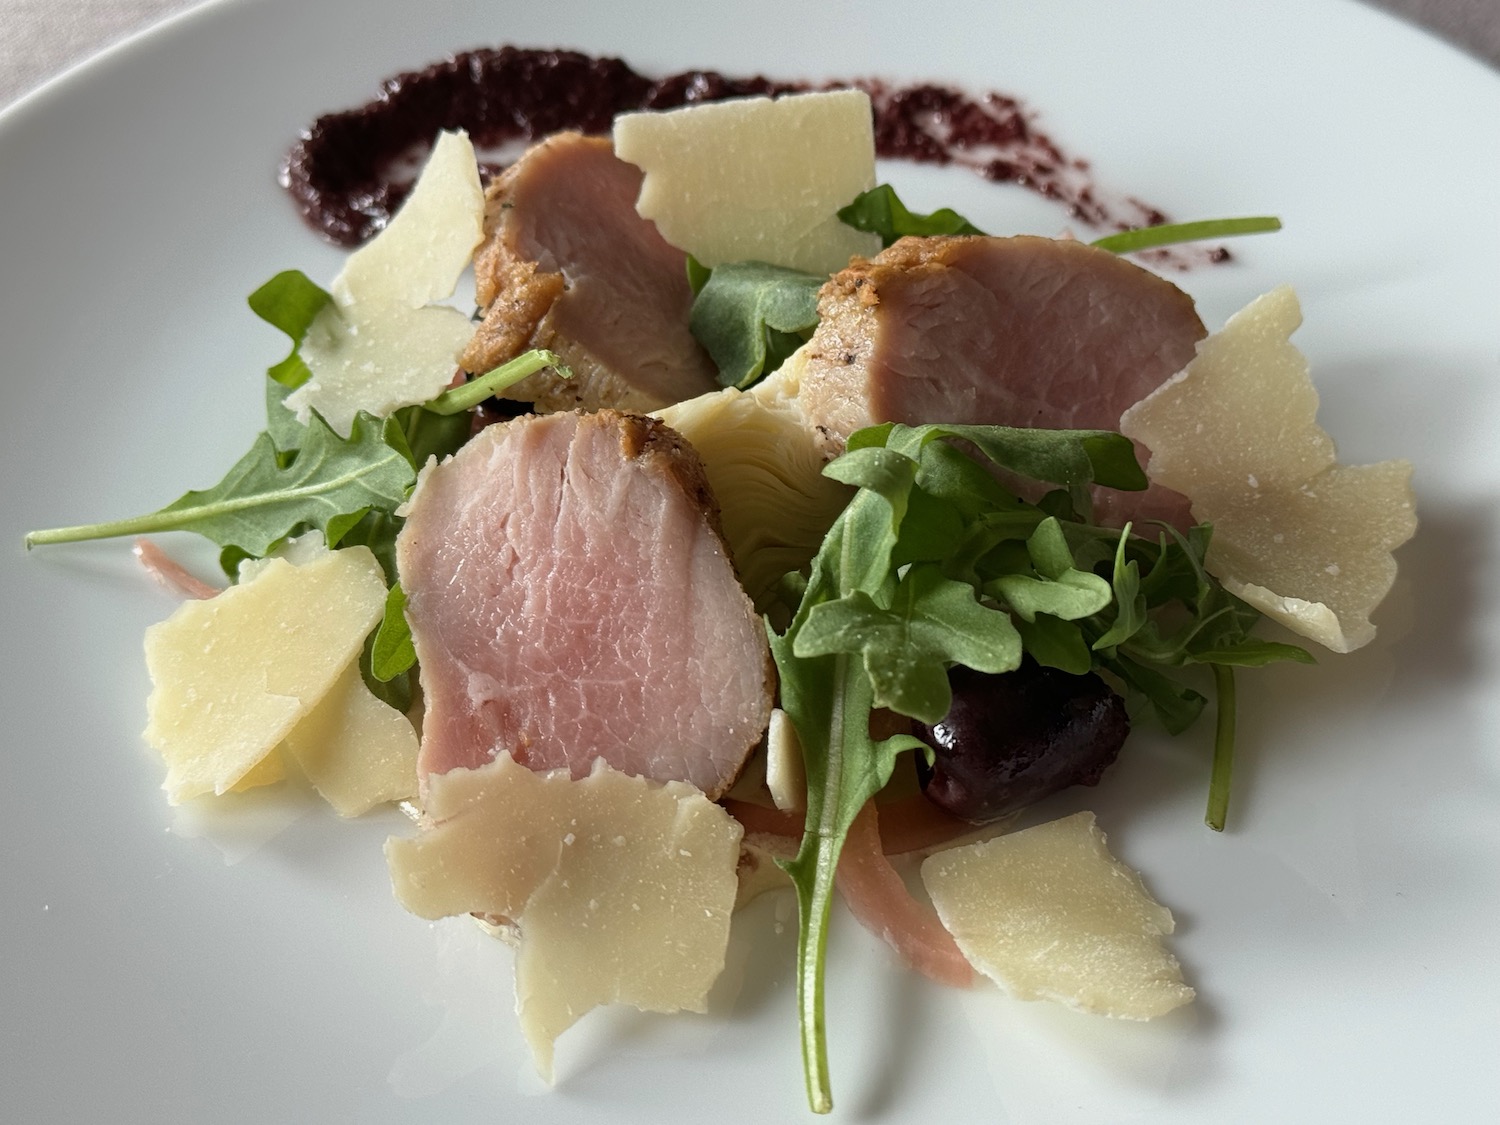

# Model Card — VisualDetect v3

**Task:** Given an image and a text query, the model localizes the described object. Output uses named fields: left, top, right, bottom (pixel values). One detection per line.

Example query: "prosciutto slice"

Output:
left=797, top=235, right=1207, bottom=526
left=835, top=802, right=975, bottom=988
left=460, top=132, right=720, bottom=413
left=398, top=410, right=773, bottom=799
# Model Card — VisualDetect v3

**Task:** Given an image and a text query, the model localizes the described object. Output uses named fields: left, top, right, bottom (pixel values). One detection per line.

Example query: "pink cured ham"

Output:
left=398, top=410, right=773, bottom=799
left=835, top=802, right=975, bottom=988
left=797, top=235, right=1206, bottom=527
left=460, top=132, right=720, bottom=413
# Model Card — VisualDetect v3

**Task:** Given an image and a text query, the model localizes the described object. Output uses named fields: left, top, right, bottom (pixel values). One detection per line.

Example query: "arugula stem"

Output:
left=1091, top=216, right=1281, bottom=256
left=424, top=349, right=567, bottom=415
left=26, top=511, right=209, bottom=547
left=794, top=851, right=838, bottom=1114
left=795, top=650, right=851, bottom=1114
left=1206, top=664, right=1237, bottom=831
left=24, top=462, right=390, bottom=548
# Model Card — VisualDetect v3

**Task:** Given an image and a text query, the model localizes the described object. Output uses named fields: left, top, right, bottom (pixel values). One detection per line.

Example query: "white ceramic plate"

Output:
left=3, top=1, right=1497, bottom=1121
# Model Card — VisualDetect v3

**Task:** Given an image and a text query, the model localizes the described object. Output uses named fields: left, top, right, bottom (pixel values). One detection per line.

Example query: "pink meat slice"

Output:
left=460, top=132, right=720, bottom=413
left=835, top=802, right=975, bottom=988
left=797, top=235, right=1206, bottom=527
left=398, top=409, right=773, bottom=799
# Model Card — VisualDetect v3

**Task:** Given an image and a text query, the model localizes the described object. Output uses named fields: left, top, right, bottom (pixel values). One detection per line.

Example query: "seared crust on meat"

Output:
left=796, top=235, right=1204, bottom=527
left=459, top=133, right=719, bottom=413
left=462, top=255, right=566, bottom=374
left=605, top=410, right=731, bottom=558
left=800, top=234, right=1205, bottom=451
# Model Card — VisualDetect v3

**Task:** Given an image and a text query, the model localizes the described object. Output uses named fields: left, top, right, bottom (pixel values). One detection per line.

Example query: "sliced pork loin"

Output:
left=798, top=235, right=1206, bottom=526
left=460, top=133, right=720, bottom=413
left=398, top=409, right=773, bottom=799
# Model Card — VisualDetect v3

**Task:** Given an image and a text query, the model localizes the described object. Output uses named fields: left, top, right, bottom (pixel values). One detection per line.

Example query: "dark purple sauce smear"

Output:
left=283, top=46, right=1221, bottom=265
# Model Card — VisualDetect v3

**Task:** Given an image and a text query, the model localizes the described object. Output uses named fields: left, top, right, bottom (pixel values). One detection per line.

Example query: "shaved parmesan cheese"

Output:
left=1119, top=286, right=1416, bottom=652
left=655, top=346, right=850, bottom=610
left=920, top=812, right=1194, bottom=1019
left=280, top=662, right=418, bottom=817
left=286, top=130, right=485, bottom=436
left=385, top=753, right=743, bottom=1081
left=614, top=90, right=881, bottom=276
left=228, top=749, right=286, bottom=793
left=143, top=546, right=387, bottom=804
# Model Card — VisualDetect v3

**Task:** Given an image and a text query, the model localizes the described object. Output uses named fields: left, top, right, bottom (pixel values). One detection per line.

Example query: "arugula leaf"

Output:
left=839, top=184, right=1281, bottom=261
left=987, top=517, right=1112, bottom=623
left=331, top=505, right=403, bottom=586
left=371, top=582, right=416, bottom=681
left=385, top=404, right=470, bottom=472
left=795, top=564, right=1021, bottom=722
left=248, top=270, right=332, bottom=389
left=26, top=411, right=414, bottom=556
left=872, top=421, right=1148, bottom=493
left=837, top=184, right=986, bottom=246
left=1013, top=614, right=1093, bottom=675
left=359, top=629, right=412, bottom=713
left=1102, top=652, right=1207, bottom=734
left=773, top=417, right=1324, bottom=1106
left=772, top=420, right=1150, bottom=1113
left=685, top=254, right=713, bottom=297
left=265, top=376, right=309, bottom=459
left=1189, top=638, right=1317, bottom=667
left=1092, top=526, right=1145, bottom=651
left=688, top=262, right=824, bottom=389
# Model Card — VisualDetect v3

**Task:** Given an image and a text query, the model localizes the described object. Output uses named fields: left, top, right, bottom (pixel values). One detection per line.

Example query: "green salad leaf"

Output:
left=839, top=183, right=1281, bottom=260
left=25, top=411, right=415, bottom=557
left=773, top=421, right=1313, bottom=1112
left=248, top=269, right=332, bottom=390
left=688, top=262, right=823, bottom=388
left=371, top=582, right=416, bottom=681
left=838, top=184, right=986, bottom=246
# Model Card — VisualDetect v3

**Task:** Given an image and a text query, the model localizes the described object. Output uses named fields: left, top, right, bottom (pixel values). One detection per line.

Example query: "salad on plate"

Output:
left=23, top=50, right=1417, bottom=1116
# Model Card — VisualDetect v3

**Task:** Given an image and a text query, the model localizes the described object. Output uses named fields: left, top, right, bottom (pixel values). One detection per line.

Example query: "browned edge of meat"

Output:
left=459, top=133, right=720, bottom=413
left=797, top=234, right=1206, bottom=526
left=613, top=410, right=733, bottom=565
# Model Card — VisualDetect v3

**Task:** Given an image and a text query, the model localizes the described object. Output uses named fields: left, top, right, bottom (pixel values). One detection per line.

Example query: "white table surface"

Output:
left=1, top=0, right=1497, bottom=113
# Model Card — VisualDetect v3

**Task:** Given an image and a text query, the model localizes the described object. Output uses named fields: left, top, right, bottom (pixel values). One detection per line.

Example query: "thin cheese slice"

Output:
left=385, top=753, right=743, bottom=1080
left=280, top=662, right=419, bottom=817
left=287, top=130, right=485, bottom=436
left=228, top=749, right=287, bottom=792
left=614, top=89, right=881, bottom=275
left=920, top=812, right=1194, bottom=1020
left=1119, top=286, right=1416, bottom=652
left=143, top=546, right=387, bottom=804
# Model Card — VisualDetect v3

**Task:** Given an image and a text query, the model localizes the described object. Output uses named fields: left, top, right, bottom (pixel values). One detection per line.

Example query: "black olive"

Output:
left=914, top=660, right=1129, bottom=824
